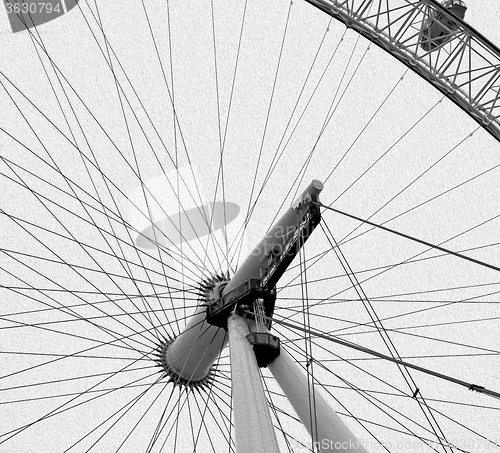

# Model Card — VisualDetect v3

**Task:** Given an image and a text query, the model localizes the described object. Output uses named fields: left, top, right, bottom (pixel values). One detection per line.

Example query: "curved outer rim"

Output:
left=304, top=0, right=500, bottom=143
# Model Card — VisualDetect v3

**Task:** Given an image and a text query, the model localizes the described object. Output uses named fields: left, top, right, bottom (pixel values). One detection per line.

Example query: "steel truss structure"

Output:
left=305, top=0, right=500, bottom=142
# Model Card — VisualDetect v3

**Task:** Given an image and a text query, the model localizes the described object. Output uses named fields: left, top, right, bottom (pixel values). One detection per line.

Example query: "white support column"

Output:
left=227, top=314, right=281, bottom=453
left=268, top=346, right=368, bottom=453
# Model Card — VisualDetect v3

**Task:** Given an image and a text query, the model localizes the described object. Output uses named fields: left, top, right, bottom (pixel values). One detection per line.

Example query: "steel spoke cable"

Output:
left=0, top=154, right=129, bottom=235
left=276, top=127, right=490, bottom=300
left=0, top=201, right=200, bottom=294
left=321, top=65, right=409, bottom=187
left=306, top=351, right=500, bottom=362
left=94, top=2, right=177, bottom=339
left=233, top=25, right=383, bottom=281
left=185, top=395, right=201, bottom=452
left=230, top=0, right=297, bottom=273
left=277, top=295, right=500, bottom=305
left=327, top=373, right=454, bottom=453
left=1, top=65, right=218, bottom=281
left=169, top=388, right=184, bottom=452
left=235, top=19, right=345, bottom=241
left=271, top=315, right=500, bottom=399
left=243, top=0, right=294, bottom=228
left=157, top=388, right=192, bottom=451
left=164, top=0, right=185, bottom=337
left=258, top=17, right=337, bottom=191
left=324, top=83, right=443, bottom=192
left=274, top=308, right=500, bottom=355
left=80, top=1, right=229, bottom=271
left=239, top=26, right=367, bottom=249
left=91, top=1, right=177, bottom=341
left=65, top=373, right=166, bottom=452
left=0, top=304, right=200, bottom=332
left=0, top=91, right=188, bottom=306
left=0, top=364, right=158, bottom=396
left=1, top=144, right=181, bottom=341
left=273, top=324, right=417, bottom=403
left=264, top=371, right=500, bottom=413
left=321, top=224, right=456, bottom=453
left=280, top=240, right=500, bottom=294
left=105, top=380, right=174, bottom=453
left=196, top=382, right=233, bottom=441
left=0, top=309, right=197, bottom=357
left=190, top=386, right=223, bottom=453
left=420, top=399, right=500, bottom=450
left=275, top=300, right=500, bottom=341
left=0, top=350, right=151, bottom=363
left=0, top=211, right=200, bottom=293
left=1, top=258, right=144, bottom=310
left=326, top=282, right=500, bottom=334
left=146, top=387, right=190, bottom=452
left=0, top=322, right=159, bottom=383
left=0, top=164, right=201, bottom=291
left=189, top=334, right=229, bottom=450
left=0, top=352, right=159, bottom=443
left=145, top=383, right=179, bottom=452
left=279, top=211, right=500, bottom=332
left=137, top=0, right=221, bottom=257
left=0, top=365, right=161, bottom=407
left=197, top=388, right=235, bottom=450
left=0, top=302, right=215, bottom=392
left=271, top=327, right=479, bottom=452
left=273, top=319, right=485, bottom=406
left=282, top=136, right=500, bottom=281
left=277, top=284, right=500, bottom=344
left=0, top=260, right=160, bottom=355
left=319, top=203, right=500, bottom=273
left=332, top=125, right=484, bottom=247
left=0, top=139, right=204, bottom=289
left=260, top=373, right=296, bottom=453
left=275, top=127, right=488, bottom=301
left=1, top=286, right=176, bottom=357
left=0, top=225, right=195, bottom=296
left=0, top=288, right=195, bottom=319
left=270, top=327, right=399, bottom=452
left=1, top=234, right=161, bottom=348
left=275, top=308, right=500, bottom=356
left=196, top=391, right=235, bottom=453
left=12, top=12, right=172, bottom=341
left=298, top=242, right=320, bottom=449
left=289, top=32, right=374, bottom=204
left=275, top=294, right=500, bottom=347
left=0, top=296, right=198, bottom=322
left=207, top=0, right=232, bottom=270
left=225, top=24, right=349, bottom=269
left=0, top=153, right=204, bottom=289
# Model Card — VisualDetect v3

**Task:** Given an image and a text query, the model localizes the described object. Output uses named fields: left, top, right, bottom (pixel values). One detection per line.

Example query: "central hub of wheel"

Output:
left=154, top=274, right=229, bottom=388
left=154, top=181, right=323, bottom=387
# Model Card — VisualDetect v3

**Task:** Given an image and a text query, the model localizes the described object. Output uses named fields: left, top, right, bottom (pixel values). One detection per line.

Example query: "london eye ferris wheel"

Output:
left=0, top=0, right=499, bottom=451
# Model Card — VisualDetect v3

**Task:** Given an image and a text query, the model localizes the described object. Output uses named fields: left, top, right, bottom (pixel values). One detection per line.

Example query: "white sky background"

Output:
left=0, top=0, right=499, bottom=452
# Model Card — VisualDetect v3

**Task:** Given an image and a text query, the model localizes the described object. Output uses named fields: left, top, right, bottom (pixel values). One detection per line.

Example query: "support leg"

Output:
left=268, top=346, right=368, bottom=452
left=228, top=314, right=280, bottom=453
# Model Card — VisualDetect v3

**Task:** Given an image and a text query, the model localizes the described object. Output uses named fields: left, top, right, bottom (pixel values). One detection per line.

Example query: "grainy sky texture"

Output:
left=0, top=1, right=499, bottom=451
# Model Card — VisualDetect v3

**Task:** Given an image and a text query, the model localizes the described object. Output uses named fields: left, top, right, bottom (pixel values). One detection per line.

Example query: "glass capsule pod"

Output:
left=420, top=0, right=467, bottom=51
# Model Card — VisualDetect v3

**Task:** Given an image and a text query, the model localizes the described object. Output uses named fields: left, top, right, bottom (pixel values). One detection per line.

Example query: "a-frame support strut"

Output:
left=228, top=314, right=280, bottom=453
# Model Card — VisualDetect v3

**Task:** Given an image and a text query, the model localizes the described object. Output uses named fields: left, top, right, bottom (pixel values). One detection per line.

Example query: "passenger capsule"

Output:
left=420, top=0, right=467, bottom=51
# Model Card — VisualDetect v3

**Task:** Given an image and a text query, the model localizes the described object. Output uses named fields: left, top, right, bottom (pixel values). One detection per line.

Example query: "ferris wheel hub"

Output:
left=154, top=273, right=230, bottom=387
left=157, top=181, right=323, bottom=387
left=154, top=337, right=216, bottom=388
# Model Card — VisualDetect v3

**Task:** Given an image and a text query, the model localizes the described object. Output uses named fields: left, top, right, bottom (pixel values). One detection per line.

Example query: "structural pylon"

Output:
left=158, top=180, right=367, bottom=452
